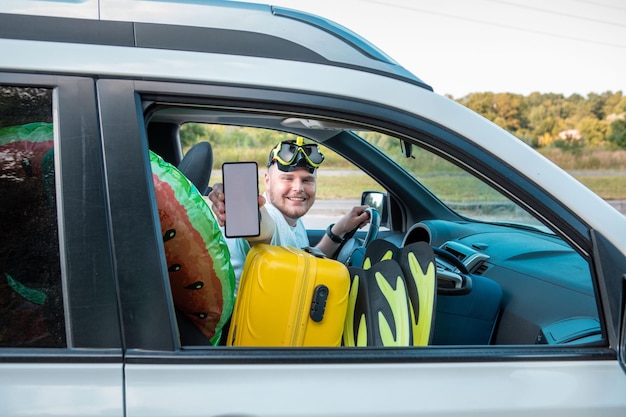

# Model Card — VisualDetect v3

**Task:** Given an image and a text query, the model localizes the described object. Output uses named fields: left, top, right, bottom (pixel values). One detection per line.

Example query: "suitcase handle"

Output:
left=310, top=284, right=329, bottom=322
left=303, top=246, right=327, bottom=258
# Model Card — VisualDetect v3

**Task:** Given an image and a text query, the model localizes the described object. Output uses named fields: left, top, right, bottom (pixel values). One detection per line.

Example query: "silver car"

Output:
left=0, top=1, right=625, bottom=416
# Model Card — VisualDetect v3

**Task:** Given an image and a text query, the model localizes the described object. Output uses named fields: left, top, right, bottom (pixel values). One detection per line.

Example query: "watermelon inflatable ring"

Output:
left=150, top=151, right=235, bottom=346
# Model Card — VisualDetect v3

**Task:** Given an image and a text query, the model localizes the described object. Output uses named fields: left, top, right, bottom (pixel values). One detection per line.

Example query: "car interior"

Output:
left=144, top=101, right=603, bottom=349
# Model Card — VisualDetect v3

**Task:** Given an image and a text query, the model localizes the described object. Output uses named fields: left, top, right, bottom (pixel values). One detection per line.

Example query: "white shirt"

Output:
left=225, top=197, right=309, bottom=292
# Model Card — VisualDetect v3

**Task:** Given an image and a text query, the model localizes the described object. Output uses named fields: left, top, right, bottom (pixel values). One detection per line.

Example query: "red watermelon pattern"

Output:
left=150, top=151, right=235, bottom=345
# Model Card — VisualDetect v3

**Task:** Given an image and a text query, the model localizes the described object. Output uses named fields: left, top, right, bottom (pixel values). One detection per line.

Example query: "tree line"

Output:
left=453, top=91, right=626, bottom=150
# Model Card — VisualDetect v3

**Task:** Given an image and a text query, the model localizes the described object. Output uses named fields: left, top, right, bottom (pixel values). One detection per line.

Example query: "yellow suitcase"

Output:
left=227, top=244, right=350, bottom=347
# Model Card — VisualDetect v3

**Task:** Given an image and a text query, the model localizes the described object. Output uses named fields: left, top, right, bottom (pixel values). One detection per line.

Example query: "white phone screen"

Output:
left=222, top=162, right=260, bottom=238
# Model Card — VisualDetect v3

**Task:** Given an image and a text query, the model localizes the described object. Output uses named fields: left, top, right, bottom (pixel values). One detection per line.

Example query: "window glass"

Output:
left=361, top=132, right=549, bottom=231
left=0, top=86, right=65, bottom=347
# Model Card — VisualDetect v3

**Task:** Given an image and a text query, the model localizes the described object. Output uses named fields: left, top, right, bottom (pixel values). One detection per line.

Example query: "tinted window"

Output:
left=0, top=86, right=65, bottom=347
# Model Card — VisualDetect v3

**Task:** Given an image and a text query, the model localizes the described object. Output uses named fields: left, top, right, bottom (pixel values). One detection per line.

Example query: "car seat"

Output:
left=177, top=141, right=213, bottom=195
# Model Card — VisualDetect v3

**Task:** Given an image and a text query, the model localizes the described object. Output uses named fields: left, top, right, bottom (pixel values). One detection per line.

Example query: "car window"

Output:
left=147, top=104, right=601, bottom=349
left=361, top=131, right=550, bottom=232
left=0, top=85, right=65, bottom=347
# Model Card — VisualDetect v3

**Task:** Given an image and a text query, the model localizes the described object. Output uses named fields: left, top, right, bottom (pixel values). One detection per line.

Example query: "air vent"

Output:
left=443, top=246, right=466, bottom=261
left=474, top=263, right=489, bottom=275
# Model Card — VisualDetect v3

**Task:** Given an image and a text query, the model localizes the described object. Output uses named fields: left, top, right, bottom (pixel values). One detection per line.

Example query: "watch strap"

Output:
left=326, top=223, right=345, bottom=244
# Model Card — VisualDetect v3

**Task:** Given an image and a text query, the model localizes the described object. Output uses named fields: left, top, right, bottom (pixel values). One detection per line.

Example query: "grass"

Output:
left=539, top=148, right=626, bottom=171
left=211, top=170, right=626, bottom=201
left=573, top=175, right=626, bottom=200
left=314, top=174, right=384, bottom=199
left=207, top=145, right=626, bottom=202
left=213, top=171, right=626, bottom=202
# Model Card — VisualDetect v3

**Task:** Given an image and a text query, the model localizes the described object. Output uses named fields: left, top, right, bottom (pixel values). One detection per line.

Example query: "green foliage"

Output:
left=457, top=90, right=625, bottom=149
left=607, top=118, right=626, bottom=149
left=577, top=116, right=607, bottom=146
left=179, top=123, right=207, bottom=148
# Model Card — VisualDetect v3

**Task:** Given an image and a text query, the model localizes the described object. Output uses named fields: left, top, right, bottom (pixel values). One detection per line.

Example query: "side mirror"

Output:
left=361, top=190, right=388, bottom=228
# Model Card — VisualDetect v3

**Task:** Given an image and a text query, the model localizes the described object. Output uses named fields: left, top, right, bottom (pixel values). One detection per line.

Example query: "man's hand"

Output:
left=206, top=183, right=226, bottom=226
left=332, top=205, right=371, bottom=238
left=206, top=182, right=266, bottom=227
left=316, top=205, right=371, bottom=257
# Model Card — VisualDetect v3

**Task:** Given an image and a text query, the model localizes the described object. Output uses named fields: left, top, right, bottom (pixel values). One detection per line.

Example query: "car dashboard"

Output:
left=389, top=219, right=602, bottom=346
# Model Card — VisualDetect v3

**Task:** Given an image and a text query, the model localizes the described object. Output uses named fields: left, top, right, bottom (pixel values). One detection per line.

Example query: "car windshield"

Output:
left=360, top=131, right=553, bottom=233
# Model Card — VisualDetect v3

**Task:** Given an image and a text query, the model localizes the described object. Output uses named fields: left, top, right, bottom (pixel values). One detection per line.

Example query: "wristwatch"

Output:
left=326, top=223, right=345, bottom=244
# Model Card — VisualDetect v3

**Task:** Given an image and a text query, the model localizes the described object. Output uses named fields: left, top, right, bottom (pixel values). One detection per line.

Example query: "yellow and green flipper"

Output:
left=344, top=261, right=413, bottom=346
left=343, top=240, right=437, bottom=347
left=398, top=242, right=437, bottom=346
left=361, top=239, right=397, bottom=270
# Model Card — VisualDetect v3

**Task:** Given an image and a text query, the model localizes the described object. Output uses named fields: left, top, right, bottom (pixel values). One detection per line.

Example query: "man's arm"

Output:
left=315, top=205, right=370, bottom=257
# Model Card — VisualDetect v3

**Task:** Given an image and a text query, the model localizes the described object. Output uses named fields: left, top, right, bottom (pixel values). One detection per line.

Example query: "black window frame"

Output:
left=0, top=72, right=121, bottom=360
left=96, top=77, right=617, bottom=364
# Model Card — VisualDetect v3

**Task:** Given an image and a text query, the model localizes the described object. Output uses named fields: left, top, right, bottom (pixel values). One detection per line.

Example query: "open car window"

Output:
left=146, top=104, right=601, bottom=349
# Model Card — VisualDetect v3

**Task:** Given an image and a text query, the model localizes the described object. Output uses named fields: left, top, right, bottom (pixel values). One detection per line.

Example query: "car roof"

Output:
left=0, top=0, right=432, bottom=90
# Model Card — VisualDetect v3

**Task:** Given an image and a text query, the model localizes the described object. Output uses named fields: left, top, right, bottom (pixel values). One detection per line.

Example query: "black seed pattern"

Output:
left=22, top=157, right=32, bottom=177
left=185, top=281, right=204, bottom=290
left=163, top=229, right=176, bottom=241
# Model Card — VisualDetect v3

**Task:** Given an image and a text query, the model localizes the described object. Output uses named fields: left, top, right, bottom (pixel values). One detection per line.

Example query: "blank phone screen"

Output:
left=222, top=162, right=260, bottom=238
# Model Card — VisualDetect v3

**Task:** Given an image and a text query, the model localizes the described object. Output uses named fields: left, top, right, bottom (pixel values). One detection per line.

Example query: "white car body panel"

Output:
left=0, top=0, right=406, bottom=76
left=0, top=362, right=123, bottom=417
left=0, top=0, right=99, bottom=19
left=0, top=2, right=624, bottom=417
left=125, top=361, right=626, bottom=417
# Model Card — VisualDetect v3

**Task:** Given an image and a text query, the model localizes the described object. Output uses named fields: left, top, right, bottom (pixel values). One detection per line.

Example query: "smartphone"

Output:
left=222, top=161, right=260, bottom=238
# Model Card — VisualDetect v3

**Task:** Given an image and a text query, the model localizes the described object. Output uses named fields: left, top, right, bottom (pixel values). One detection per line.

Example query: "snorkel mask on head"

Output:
left=267, top=137, right=325, bottom=174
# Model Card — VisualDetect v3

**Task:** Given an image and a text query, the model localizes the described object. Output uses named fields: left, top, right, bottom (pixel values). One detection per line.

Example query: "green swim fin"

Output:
left=344, top=260, right=413, bottom=346
left=362, top=239, right=398, bottom=270
left=398, top=242, right=437, bottom=346
left=343, top=239, right=437, bottom=347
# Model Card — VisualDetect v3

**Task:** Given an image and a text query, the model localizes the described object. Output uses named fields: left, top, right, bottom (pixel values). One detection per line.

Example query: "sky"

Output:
left=245, top=0, right=626, bottom=98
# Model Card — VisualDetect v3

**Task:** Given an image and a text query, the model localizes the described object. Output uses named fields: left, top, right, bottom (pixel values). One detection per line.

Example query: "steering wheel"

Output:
left=335, top=207, right=381, bottom=265
left=432, top=246, right=473, bottom=295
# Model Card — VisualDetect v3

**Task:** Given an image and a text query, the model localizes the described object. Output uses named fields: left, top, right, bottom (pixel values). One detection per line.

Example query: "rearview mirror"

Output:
left=400, top=140, right=413, bottom=158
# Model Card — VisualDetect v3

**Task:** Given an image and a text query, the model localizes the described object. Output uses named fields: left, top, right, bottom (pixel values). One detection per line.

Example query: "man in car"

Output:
left=208, top=138, right=370, bottom=289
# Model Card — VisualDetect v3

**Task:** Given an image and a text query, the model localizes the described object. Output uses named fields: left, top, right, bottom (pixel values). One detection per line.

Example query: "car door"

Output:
left=98, top=78, right=626, bottom=417
left=0, top=73, right=123, bottom=416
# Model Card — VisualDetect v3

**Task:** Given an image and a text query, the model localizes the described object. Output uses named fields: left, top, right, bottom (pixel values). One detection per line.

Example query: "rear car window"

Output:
left=0, top=86, right=65, bottom=347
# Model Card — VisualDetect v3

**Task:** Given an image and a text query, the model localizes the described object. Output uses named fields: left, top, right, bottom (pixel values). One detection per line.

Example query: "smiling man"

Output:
left=208, top=138, right=370, bottom=289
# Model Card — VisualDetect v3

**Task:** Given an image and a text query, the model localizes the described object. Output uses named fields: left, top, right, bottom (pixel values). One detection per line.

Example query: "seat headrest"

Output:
left=178, top=142, right=213, bottom=195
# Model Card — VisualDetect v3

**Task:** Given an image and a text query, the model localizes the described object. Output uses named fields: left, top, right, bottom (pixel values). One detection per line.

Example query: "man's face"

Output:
left=264, top=164, right=316, bottom=226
